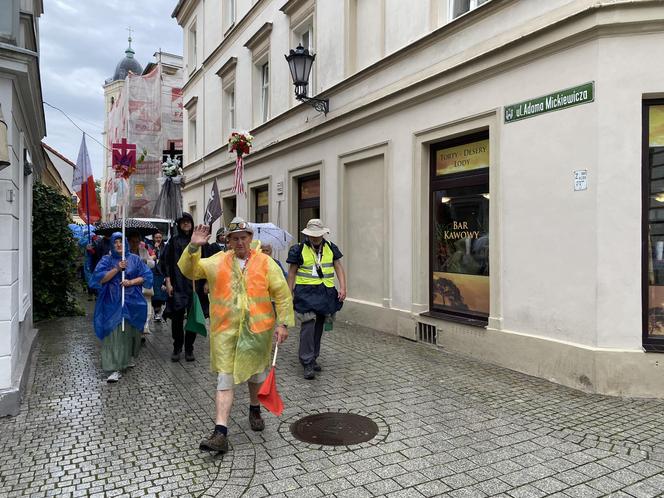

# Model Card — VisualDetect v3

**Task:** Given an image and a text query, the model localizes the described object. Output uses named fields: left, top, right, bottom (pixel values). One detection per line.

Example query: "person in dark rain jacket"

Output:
left=161, top=212, right=197, bottom=362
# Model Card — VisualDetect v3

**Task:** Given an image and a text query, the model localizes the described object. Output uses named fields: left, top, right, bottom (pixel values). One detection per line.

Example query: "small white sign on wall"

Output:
left=574, top=170, right=588, bottom=191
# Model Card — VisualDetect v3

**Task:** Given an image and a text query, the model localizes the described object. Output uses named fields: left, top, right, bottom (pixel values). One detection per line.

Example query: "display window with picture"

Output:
left=643, top=100, right=664, bottom=349
left=429, top=132, right=490, bottom=321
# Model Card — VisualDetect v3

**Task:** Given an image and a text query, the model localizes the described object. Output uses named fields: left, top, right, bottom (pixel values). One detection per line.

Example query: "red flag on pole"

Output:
left=257, top=344, right=284, bottom=416
left=72, top=134, right=101, bottom=224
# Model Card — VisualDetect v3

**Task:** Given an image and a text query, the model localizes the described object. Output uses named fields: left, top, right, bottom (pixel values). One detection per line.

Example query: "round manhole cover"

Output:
left=290, top=412, right=379, bottom=446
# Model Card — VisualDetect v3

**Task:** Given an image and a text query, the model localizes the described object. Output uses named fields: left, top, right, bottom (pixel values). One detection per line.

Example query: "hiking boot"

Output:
left=303, top=363, right=315, bottom=380
left=106, top=371, right=122, bottom=383
left=171, top=351, right=181, bottom=362
left=313, top=361, right=322, bottom=372
left=185, top=352, right=195, bottom=362
left=249, top=410, right=265, bottom=431
left=199, top=431, right=229, bottom=453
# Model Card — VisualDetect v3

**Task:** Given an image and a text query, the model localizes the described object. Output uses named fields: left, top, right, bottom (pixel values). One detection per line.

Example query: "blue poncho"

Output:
left=92, top=233, right=153, bottom=340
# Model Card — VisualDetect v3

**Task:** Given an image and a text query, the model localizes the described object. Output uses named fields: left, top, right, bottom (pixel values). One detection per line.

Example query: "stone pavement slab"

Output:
left=2, top=304, right=664, bottom=497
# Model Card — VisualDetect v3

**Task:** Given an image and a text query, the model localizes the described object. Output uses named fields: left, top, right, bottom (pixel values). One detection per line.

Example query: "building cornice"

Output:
left=216, top=56, right=238, bottom=79
left=183, top=0, right=664, bottom=188
left=280, top=0, right=314, bottom=27
left=243, top=22, right=273, bottom=52
left=181, top=65, right=203, bottom=93
left=280, top=0, right=314, bottom=16
left=184, top=95, right=198, bottom=110
left=172, top=0, right=200, bottom=23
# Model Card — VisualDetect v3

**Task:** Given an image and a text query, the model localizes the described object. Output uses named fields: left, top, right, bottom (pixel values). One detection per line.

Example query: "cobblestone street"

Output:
left=3, top=305, right=664, bottom=497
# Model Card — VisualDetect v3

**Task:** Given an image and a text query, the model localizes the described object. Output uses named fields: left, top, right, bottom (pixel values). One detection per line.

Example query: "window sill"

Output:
left=420, top=311, right=487, bottom=328
left=643, top=342, right=664, bottom=353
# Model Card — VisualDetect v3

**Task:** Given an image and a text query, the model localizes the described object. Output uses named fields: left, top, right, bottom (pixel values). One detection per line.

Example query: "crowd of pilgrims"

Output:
left=84, top=213, right=228, bottom=383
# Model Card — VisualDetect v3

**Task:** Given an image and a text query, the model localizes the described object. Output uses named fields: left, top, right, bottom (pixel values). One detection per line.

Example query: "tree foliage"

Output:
left=33, top=183, right=83, bottom=321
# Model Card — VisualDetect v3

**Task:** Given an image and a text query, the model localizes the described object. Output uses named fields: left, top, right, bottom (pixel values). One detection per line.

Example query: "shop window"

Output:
left=644, top=101, right=664, bottom=349
left=430, top=132, right=489, bottom=321
left=253, top=186, right=269, bottom=223
left=298, top=174, right=320, bottom=242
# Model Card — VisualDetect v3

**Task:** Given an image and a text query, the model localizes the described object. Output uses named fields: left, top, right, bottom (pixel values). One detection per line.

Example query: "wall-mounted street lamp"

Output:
left=285, top=44, right=329, bottom=115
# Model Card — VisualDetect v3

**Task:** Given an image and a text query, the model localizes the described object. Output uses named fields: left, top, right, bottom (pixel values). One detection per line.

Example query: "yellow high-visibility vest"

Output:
left=295, top=243, right=335, bottom=288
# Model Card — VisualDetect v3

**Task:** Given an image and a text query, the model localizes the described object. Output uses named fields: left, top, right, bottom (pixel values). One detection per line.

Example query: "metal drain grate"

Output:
left=417, top=322, right=437, bottom=345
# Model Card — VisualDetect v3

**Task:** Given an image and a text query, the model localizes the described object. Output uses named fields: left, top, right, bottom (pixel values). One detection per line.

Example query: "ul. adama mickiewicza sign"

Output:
left=504, top=82, right=595, bottom=123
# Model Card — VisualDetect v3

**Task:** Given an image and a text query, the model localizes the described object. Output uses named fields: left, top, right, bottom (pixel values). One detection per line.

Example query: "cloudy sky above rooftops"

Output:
left=41, top=0, right=182, bottom=179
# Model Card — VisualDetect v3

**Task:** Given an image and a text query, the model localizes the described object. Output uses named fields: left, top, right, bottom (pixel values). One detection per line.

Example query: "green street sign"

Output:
left=504, top=82, right=594, bottom=123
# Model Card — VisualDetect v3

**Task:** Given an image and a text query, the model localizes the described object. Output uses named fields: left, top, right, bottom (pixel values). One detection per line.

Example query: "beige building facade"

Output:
left=173, top=0, right=664, bottom=397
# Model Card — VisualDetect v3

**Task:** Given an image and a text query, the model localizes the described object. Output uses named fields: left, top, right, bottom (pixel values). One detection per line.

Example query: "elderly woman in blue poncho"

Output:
left=92, top=232, right=153, bottom=383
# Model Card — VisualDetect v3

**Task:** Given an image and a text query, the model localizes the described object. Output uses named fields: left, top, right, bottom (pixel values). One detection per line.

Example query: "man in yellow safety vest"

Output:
left=286, top=219, right=347, bottom=380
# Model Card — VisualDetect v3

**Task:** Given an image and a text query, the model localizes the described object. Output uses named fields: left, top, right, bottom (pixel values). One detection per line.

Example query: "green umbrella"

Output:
left=185, top=292, right=207, bottom=336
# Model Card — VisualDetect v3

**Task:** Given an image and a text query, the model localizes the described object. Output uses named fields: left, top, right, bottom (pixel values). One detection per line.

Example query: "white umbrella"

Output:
left=250, top=223, right=294, bottom=250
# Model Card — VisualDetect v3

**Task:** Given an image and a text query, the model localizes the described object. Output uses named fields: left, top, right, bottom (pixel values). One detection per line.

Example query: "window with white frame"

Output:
left=244, top=22, right=272, bottom=126
left=187, top=107, right=197, bottom=160
left=218, top=57, right=237, bottom=140
left=449, top=0, right=490, bottom=20
left=222, top=82, right=236, bottom=139
left=281, top=0, right=316, bottom=97
left=188, top=22, right=197, bottom=73
left=260, top=62, right=270, bottom=123
left=228, top=88, right=236, bottom=130
left=296, top=21, right=314, bottom=97
left=223, top=0, right=236, bottom=32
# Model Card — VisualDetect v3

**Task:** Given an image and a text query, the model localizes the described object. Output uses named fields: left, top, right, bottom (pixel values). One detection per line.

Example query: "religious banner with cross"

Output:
left=162, top=141, right=182, bottom=165
left=112, top=138, right=137, bottom=179
left=153, top=140, right=185, bottom=221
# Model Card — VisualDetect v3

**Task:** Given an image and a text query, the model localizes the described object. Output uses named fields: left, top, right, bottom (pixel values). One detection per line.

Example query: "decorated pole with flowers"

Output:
left=153, top=155, right=184, bottom=221
left=111, top=138, right=138, bottom=332
left=228, top=131, right=253, bottom=195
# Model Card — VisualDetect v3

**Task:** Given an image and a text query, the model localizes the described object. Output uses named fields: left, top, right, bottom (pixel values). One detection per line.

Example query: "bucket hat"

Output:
left=301, top=219, right=329, bottom=237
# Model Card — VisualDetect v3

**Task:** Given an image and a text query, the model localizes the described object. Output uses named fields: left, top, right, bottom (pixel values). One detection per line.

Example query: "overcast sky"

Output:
left=40, top=0, right=183, bottom=179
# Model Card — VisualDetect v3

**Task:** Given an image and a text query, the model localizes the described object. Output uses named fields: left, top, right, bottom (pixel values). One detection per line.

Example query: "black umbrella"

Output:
left=96, top=218, right=159, bottom=237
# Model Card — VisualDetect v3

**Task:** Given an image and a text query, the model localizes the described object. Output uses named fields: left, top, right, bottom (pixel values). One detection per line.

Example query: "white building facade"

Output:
left=0, top=0, right=46, bottom=416
left=173, top=0, right=664, bottom=397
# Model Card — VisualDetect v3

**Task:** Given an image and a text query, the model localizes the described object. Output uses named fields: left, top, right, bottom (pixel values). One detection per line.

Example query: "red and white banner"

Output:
left=72, top=134, right=101, bottom=224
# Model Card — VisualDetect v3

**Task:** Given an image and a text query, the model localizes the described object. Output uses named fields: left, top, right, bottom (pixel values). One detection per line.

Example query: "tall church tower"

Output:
left=101, top=36, right=143, bottom=216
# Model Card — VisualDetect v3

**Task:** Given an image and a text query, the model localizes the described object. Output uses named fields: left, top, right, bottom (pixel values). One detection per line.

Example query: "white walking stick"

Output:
left=121, top=204, right=126, bottom=332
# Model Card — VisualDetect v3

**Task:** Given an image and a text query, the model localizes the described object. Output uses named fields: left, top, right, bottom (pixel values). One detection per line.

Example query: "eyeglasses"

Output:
left=228, top=221, right=249, bottom=231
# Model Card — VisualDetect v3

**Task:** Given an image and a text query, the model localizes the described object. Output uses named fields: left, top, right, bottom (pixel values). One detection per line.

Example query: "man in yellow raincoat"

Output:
left=178, top=218, right=294, bottom=453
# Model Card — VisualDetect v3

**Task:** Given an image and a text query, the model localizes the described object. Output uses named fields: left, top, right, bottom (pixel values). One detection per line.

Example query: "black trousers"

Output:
left=171, top=308, right=197, bottom=354
left=298, top=313, right=325, bottom=366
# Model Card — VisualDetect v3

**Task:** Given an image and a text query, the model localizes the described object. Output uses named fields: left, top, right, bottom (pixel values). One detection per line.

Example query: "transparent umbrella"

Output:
left=250, top=223, right=294, bottom=250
